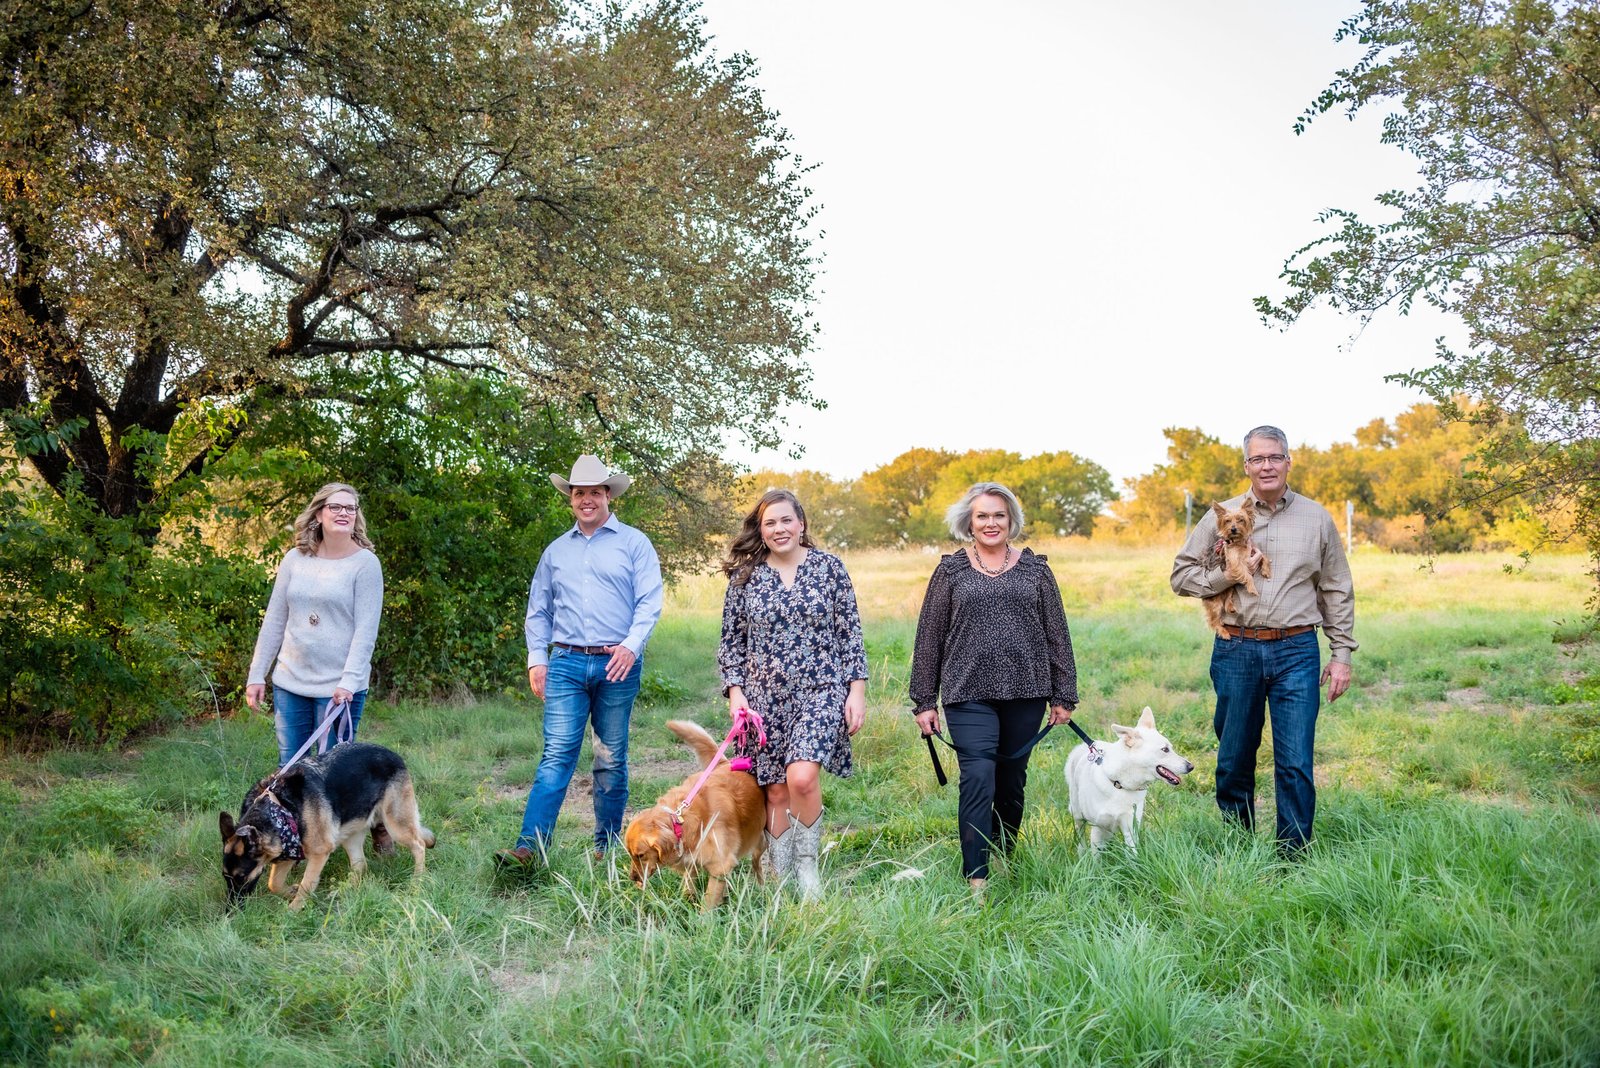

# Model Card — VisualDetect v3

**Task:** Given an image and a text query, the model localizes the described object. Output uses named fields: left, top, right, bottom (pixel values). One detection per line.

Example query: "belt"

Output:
left=1222, top=624, right=1316, bottom=641
left=551, top=641, right=614, bottom=655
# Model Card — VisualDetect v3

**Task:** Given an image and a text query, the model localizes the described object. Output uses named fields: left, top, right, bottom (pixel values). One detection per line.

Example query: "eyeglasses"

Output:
left=323, top=503, right=360, bottom=515
left=1245, top=454, right=1288, bottom=468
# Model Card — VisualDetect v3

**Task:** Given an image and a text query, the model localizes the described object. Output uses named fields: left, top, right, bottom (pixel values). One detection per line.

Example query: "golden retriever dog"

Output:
left=1202, top=499, right=1272, bottom=637
left=623, top=720, right=765, bottom=910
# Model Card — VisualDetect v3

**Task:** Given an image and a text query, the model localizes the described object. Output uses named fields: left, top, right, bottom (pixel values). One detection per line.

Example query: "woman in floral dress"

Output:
left=719, top=489, right=868, bottom=899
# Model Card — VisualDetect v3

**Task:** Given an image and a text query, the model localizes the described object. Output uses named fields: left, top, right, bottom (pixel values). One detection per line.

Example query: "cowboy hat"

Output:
left=550, top=454, right=631, bottom=497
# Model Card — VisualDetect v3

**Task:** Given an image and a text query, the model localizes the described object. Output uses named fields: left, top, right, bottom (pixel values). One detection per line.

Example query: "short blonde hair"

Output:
left=945, top=482, right=1026, bottom=542
left=294, top=483, right=374, bottom=555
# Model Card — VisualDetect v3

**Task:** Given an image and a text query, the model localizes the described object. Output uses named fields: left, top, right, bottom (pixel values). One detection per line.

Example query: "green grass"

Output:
left=2, top=546, right=1598, bottom=1066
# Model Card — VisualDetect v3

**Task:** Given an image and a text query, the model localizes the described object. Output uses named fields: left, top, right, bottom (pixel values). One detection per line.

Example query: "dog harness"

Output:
left=669, top=708, right=766, bottom=844
left=241, top=778, right=305, bottom=860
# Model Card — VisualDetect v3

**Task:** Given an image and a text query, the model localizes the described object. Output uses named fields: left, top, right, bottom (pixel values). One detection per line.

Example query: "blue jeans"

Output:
left=1209, top=630, right=1321, bottom=850
left=273, top=688, right=367, bottom=766
left=516, top=648, right=643, bottom=852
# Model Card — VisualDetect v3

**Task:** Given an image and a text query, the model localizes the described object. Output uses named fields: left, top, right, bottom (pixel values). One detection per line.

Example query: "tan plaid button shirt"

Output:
left=1170, top=488, right=1357, bottom=663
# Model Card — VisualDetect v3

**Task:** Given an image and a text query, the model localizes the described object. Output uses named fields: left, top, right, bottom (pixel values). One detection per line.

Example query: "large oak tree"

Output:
left=1, top=0, right=817, bottom=523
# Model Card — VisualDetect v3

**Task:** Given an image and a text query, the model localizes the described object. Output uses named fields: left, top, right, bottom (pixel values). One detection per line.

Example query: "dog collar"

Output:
left=660, top=804, right=686, bottom=849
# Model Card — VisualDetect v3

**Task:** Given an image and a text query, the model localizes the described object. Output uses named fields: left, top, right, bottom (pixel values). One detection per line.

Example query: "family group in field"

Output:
left=222, top=423, right=1357, bottom=909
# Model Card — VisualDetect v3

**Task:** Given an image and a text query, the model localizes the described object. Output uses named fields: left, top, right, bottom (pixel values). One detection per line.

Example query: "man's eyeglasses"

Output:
left=323, top=503, right=360, bottom=515
left=1245, top=454, right=1288, bottom=468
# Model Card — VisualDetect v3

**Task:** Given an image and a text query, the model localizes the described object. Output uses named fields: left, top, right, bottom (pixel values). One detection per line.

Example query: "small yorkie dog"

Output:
left=1202, top=500, right=1271, bottom=638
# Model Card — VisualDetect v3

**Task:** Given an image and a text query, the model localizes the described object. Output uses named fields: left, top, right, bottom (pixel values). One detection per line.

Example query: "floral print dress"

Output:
left=718, top=549, right=869, bottom=786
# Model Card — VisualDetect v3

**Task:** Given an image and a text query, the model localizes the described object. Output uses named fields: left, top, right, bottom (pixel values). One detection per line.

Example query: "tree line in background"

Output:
left=1105, top=403, right=1571, bottom=552
left=740, top=447, right=1118, bottom=549
left=746, top=401, right=1573, bottom=556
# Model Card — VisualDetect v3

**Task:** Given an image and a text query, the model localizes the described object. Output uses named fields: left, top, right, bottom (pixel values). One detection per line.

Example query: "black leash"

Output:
left=922, top=716, right=1102, bottom=787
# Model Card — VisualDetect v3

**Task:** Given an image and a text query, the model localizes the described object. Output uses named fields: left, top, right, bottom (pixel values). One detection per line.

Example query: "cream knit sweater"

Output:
left=247, top=548, right=384, bottom=697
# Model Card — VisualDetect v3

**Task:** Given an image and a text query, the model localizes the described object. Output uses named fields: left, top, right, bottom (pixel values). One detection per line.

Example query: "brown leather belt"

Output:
left=1222, top=624, right=1316, bottom=641
left=551, top=641, right=613, bottom=655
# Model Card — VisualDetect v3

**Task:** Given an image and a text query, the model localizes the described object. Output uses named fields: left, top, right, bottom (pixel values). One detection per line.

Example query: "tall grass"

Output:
left=2, top=547, right=1596, bottom=1066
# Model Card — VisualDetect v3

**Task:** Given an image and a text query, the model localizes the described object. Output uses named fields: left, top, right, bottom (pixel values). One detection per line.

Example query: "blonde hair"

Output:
left=945, top=482, right=1026, bottom=542
left=293, top=483, right=374, bottom=555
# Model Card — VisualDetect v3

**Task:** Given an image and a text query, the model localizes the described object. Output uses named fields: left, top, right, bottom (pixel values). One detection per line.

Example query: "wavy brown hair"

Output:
left=722, top=489, right=815, bottom=586
left=293, top=482, right=375, bottom=555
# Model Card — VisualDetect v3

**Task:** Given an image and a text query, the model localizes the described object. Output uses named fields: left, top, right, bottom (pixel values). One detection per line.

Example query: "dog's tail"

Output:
left=665, top=720, right=719, bottom=768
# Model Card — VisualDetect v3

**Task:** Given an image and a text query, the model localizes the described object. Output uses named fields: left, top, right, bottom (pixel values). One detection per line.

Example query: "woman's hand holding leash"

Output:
left=1047, top=704, right=1074, bottom=726
left=914, top=708, right=940, bottom=737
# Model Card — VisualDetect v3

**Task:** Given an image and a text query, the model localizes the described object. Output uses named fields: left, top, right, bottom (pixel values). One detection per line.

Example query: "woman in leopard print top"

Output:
left=911, top=482, right=1078, bottom=892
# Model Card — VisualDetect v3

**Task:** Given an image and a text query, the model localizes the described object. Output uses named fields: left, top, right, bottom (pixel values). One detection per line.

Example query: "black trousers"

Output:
left=944, top=698, right=1047, bottom=879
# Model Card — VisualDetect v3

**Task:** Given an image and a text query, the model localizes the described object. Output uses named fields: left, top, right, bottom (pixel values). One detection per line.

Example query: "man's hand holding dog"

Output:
left=604, top=644, right=636, bottom=682
left=528, top=665, right=548, bottom=699
left=1247, top=545, right=1266, bottom=573
left=1321, top=661, right=1352, bottom=703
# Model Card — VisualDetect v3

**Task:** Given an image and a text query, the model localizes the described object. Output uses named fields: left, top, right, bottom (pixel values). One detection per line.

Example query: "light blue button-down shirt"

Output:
left=524, top=513, right=664, bottom=668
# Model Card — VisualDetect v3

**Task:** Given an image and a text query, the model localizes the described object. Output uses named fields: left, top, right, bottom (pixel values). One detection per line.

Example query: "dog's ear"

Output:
left=219, top=811, right=235, bottom=842
left=1240, top=497, right=1254, bottom=514
left=1137, top=707, right=1155, bottom=730
left=1211, top=502, right=1228, bottom=520
left=1111, top=723, right=1139, bottom=746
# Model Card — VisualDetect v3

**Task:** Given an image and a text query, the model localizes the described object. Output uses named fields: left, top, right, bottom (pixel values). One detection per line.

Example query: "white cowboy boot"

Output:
left=789, top=809, right=824, bottom=901
left=763, top=825, right=795, bottom=884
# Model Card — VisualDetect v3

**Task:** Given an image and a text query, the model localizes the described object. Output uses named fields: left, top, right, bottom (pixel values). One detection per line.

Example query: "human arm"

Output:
left=614, top=535, right=664, bottom=680
left=1037, top=560, right=1079, bottom=715
left=1170, top=509, right=1234, bottom=598
left=830, top=554, right=870, bottom=689
left=245, top=552, right=294, bottom=707
left=844, top=679, right=867, bottom=736
left=524, top=549, right=555, bottom=669
left=909, top=561, right=952, bottom=717
left=1316, top=514, right=1357, bottom=700
left=718, top=578, right=749, bottom=713
left=524, top=549, right=555, bottom=697
left=336, top=553, right=383, bottom=697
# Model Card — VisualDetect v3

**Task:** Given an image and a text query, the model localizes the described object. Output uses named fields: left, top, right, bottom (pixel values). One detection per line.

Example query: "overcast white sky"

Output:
left=697, top=0, right=1460, bottom=490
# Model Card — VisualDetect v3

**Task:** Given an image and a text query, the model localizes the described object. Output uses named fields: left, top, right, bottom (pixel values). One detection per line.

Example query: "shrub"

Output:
left=33, top=780, right=156, bottom=856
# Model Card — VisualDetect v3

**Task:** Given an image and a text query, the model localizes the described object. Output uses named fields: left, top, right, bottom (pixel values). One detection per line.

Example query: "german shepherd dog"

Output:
left=219, top=742, right=435, bottom=910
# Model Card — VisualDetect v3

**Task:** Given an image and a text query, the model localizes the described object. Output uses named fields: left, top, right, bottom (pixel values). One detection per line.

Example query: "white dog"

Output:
left=1065, top=707, right=1194, bottom=854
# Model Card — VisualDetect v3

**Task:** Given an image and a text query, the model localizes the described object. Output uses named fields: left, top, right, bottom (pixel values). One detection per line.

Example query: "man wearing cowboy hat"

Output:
left=498, top=455, right=664, bottom=866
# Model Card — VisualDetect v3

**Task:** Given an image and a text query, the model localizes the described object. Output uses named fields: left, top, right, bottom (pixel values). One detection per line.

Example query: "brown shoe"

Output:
left=494, top=846, right=540, bottom=871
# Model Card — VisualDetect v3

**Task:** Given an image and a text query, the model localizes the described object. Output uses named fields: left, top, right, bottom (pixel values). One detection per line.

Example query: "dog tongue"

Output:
left=1157, top=767, right=1182, bottom=785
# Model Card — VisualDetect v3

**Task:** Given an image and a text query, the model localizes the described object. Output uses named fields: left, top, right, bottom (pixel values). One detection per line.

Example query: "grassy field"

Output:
left=3, top=545, right=1598, bottom=1066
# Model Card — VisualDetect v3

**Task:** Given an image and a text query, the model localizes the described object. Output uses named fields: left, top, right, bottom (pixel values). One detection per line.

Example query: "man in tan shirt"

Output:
left=1171, top=424, right=1356, bottom=854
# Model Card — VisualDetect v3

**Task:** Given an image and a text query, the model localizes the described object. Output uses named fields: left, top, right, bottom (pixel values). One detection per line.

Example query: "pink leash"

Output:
left=670, top=707, right=766, bottom=841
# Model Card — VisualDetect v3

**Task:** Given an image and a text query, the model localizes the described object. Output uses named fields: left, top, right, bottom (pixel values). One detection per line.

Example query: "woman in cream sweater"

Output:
left=246, top=482, right=384, bottom=766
